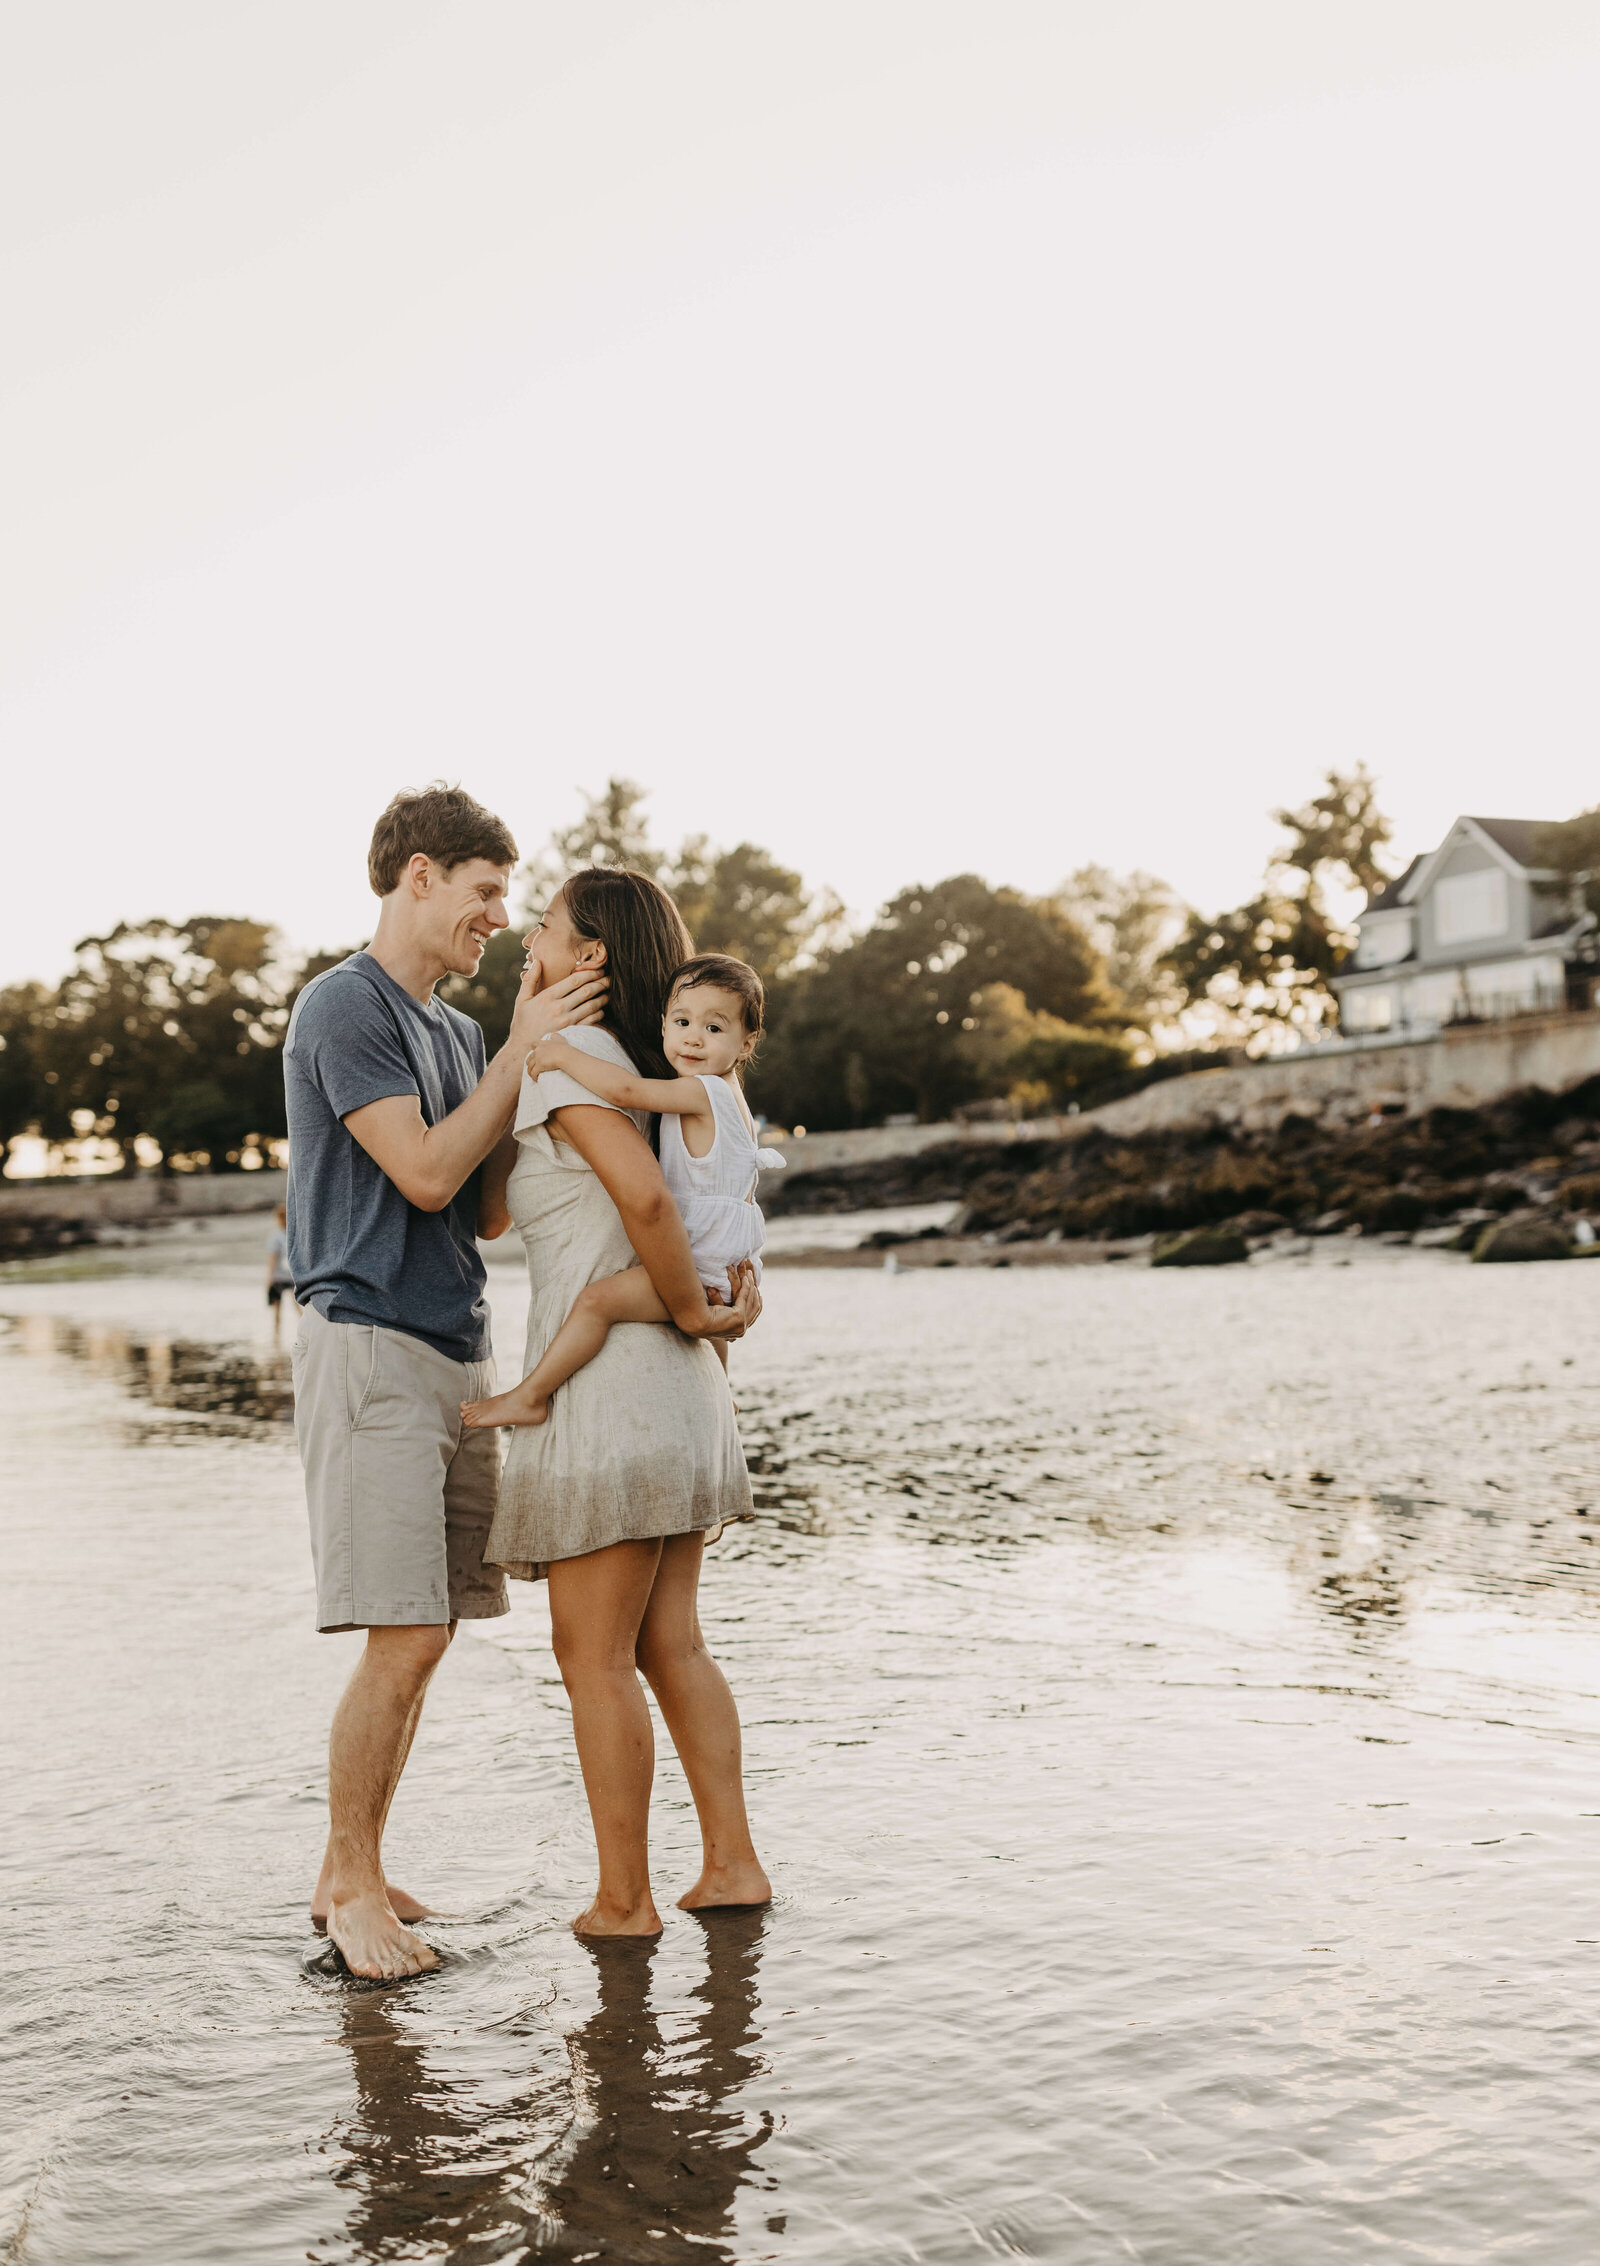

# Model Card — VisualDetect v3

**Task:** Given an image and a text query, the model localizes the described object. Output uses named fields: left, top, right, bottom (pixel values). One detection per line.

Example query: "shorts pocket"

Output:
left=345, top=1326, right=384, bottom=1431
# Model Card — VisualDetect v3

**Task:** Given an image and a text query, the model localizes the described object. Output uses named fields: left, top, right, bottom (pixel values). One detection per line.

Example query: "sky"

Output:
left=4, top=1, right=1599, bottom=985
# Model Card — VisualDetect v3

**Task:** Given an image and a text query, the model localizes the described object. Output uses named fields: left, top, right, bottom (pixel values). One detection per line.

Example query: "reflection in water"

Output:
left=11, top=1311, right=293, bottom=1430
left=329, top=1983, right=546, bottom=2261
left=537, top=1916, right=773, bottom=2262
left=325, top=1916, right=770, bottom=2263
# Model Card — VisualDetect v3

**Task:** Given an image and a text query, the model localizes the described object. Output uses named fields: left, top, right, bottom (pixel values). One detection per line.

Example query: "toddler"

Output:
left=461, top=953, right=784, bottom=1429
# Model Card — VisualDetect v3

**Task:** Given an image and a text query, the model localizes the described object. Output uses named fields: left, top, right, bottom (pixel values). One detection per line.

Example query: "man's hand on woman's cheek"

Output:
left=509, top=967, right=608, bottom=1051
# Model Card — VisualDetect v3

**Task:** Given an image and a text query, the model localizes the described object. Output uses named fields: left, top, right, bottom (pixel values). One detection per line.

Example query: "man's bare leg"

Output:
left=320, top=1624, right=453, bottom=1977
left=637, top=1533, right=770, bottom=1910
left=310, top=1677, right=434, bottom=1929
left=460, top=1269, right=672, bottom=1429
left=547, top=1538, right=666, bottom=1937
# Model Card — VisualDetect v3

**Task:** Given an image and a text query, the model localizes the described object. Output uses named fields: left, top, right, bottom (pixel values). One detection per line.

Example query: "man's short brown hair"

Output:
left=367, top=783, right=519, bottom=898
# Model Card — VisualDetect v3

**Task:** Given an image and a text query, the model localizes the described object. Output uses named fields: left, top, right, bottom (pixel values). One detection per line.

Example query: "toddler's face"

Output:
left=663, top=985, right=749, bottom=1077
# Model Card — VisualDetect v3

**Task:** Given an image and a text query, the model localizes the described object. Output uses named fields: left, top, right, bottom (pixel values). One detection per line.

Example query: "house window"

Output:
left=1345, top=987, right=1393, bottom=1033
left=1433, top=867, right=1508, bottom=945
left=1355, top=914, right=1413, bottom=968
left=1410, top=970, right=1465, bottom=1026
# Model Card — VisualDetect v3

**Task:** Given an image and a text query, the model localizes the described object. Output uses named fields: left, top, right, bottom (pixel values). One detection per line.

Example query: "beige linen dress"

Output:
left=485, top=1026, right=754, bottom=1582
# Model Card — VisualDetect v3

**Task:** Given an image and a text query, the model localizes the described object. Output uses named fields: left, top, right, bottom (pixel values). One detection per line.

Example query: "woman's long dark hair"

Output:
left=561, top=867, right=694, bottom=1111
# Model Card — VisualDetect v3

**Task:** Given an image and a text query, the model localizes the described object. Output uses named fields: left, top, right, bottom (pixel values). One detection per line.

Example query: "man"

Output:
left=284, top=783, right=605, bottom=1979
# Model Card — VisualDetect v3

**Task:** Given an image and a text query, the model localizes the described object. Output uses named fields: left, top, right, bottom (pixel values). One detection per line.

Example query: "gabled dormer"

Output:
left=1395, top=816, right=1554, bottom=967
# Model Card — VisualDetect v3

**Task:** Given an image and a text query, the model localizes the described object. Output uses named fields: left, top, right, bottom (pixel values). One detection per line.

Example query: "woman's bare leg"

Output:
left=636, top=1533, right=770, bottom=1910
left=547, top=1537, right=666, bottom=1936
left=461, top=1269, right=672, bottom=1428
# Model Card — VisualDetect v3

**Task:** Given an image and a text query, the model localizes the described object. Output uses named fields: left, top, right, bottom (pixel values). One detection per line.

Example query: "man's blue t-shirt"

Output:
left=283, top=952, right=491, bottom=1363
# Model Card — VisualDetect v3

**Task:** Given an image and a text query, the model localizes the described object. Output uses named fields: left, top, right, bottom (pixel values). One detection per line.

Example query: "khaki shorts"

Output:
left=291, top=1304, right=509, bottom=1633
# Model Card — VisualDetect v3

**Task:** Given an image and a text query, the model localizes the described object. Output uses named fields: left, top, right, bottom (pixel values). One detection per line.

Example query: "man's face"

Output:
left=426, top=858, right=512, bottom=977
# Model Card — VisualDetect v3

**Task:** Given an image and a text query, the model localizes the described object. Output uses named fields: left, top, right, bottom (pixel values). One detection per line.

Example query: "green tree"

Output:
left=1052, top=866, right=1191, bottom=1035
left=522, top=777, right=665, bottom=905
left=0, top=982, right=56, bottom=1154
left=1162, top=766, right=1393, bottom=1045
left=1534, top=806, right=1600, bottom=924
left=667, top=837, right=839, bottom=988
left=22, top=918, right=292, bottom=1171
left=750, top=875, right=1113, bottom=1129
left=956, top=982, right=1131, bottom=1111
left=516, top=777, right=841, bottom=1001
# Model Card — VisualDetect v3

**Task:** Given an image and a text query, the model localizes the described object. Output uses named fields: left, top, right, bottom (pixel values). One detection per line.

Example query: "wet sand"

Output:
left=2, top=1218, right=1599, bottom=2263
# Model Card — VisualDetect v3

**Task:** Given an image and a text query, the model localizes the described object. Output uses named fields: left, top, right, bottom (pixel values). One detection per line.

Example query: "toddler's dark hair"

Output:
left=668, top=954, right=765, bottom=1042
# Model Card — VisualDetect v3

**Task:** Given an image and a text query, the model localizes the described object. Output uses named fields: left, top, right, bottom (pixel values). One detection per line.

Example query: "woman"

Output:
left=479, top=868, right=771, bottom=1937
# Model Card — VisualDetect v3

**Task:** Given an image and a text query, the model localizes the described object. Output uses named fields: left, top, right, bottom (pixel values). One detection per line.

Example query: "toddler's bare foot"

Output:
left=460, top=1382, right=549, bottom=1429
left=572, top=1893, right=663, bottom=1939
left=677, top=1859, right=771, bottom=1911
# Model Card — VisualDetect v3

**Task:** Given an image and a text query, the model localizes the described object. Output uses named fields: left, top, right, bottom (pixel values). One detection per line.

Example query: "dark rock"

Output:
left=1150, top=1228, right=1250, bottom=1268
left=1472, top=1212, right=1573, bottom=1263
left=1218, top=1210, right=1290, bottom=1239
left=763, top=1074, right=1600, bottom=1247
left=1365, top=1189, right=1428, bottom=1235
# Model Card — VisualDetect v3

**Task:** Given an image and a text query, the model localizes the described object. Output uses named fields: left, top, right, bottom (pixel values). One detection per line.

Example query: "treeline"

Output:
left=5, top=775, right=1593, bottom=1171
left=0, top=919, right=322, bottom=1175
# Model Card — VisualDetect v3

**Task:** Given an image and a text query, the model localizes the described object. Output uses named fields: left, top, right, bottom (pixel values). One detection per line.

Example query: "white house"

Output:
left=1333, top=815, right=1592, bottom=1038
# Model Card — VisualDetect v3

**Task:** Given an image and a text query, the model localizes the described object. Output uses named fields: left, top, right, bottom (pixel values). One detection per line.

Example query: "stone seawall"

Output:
left=1077, top=1011, right=1600, bottom=1141
left=0, top=1169, right=286, bottom=1239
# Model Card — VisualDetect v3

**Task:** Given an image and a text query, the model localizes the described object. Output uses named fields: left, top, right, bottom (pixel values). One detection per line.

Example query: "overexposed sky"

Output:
left=4, top=2, right=1599, bottom=984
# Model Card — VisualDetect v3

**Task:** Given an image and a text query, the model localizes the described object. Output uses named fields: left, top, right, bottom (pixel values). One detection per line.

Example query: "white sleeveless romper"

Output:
left=659, top=1075, right=787, bottom=1292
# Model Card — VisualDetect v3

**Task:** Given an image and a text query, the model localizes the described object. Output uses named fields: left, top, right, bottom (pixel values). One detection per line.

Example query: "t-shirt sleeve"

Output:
left=290, top=973, right=419, bottom=1121
left=514, top=1026, right=642, bottom=1138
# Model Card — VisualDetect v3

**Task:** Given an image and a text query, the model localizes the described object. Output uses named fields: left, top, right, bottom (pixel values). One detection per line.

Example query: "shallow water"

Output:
left=3, top=1222, right=1600, bottom=2263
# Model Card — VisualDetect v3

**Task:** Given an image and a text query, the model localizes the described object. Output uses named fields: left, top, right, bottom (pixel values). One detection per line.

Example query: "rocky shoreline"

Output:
left=765, top=1078, right=1600, bottom=1255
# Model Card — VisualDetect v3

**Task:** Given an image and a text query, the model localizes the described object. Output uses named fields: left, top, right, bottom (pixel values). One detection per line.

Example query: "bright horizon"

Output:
left=5, top=3, right=1599, bottom=986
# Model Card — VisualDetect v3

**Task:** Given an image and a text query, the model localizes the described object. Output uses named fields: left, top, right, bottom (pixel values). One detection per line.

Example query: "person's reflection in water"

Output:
left=325, top=1912, right=773, bottom=2262
left=329, top=1986, right=548, bottom=2261
left=539, top=1910, right=775, bottom=2262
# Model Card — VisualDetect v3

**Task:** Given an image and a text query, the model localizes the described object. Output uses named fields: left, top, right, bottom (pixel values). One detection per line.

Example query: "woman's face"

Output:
left=522, top=891, right=603, bottom=988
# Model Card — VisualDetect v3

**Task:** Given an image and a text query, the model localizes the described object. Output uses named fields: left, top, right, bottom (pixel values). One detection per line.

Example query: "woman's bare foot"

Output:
left=327, top=1889, right=440, bottom=1980
left=677, top=1859, right=772, bottom=1911
left=460, top=1382, right=549, bottom=1429
left=572, top=1892, right=663, bottom=1939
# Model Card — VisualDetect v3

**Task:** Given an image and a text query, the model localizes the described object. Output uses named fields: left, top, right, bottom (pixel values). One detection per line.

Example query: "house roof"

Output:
left=1465, top=816, right=1556, bottom=869
left=1365, top=814, right=1561, bottom=913
left=1366, top=855, right=1421, bottom=912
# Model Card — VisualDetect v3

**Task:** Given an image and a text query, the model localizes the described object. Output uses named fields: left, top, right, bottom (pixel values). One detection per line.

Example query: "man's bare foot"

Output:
left=311, top=1882, right=433, bottom=1933
left=326, top=1890, right=440, bottom=1980
left=460, top=1382, right=549, bottom=1429
left=572, top=1893, right=663, bottom=1939
left=677, top=1859, right=772, bottom=1911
